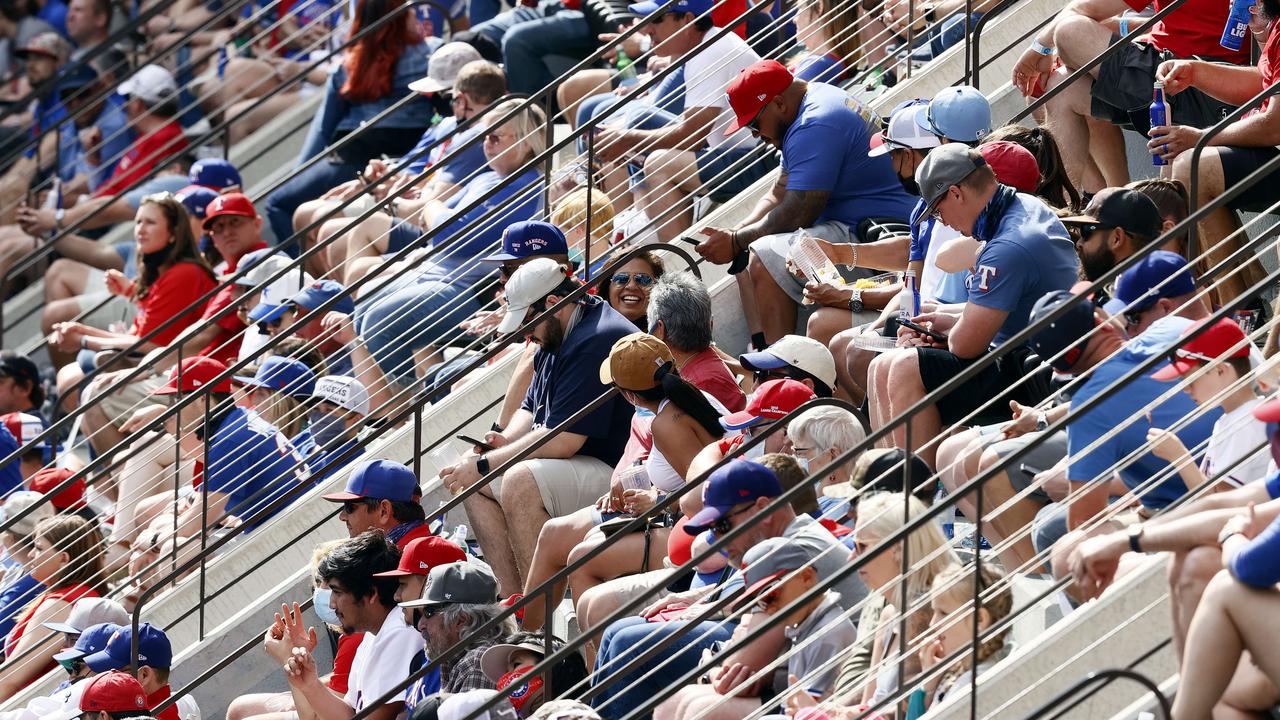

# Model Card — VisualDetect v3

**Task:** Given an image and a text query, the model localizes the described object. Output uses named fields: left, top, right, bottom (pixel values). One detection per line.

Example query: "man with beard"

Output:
left=1061, top=188, right=1163, bottom=285
left=400, top=561, right=511, bottom=696
left=439, top=257, right=635, bottom=596
left=281, top=531, right=423, bottom=720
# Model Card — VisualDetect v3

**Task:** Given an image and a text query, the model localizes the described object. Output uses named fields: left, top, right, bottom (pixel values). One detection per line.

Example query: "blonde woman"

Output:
left=551, top=186, right=616, bottom=278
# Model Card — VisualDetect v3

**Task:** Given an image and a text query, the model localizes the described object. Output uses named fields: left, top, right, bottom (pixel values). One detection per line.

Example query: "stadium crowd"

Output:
left=0, top=0, right=1277, bottom=716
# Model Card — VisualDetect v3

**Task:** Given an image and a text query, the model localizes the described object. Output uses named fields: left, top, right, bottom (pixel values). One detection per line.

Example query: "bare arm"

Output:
left=737, top=189, right=832, bottom=247
left=821, top=234, right=911, bottom=271
left=52, top=233, right=127, bottom=271
left=1067, top=479, right=1112, bottom=531
left=1151, top=481, right=1274, bottom=526
left=1178, top=61, right=1267, bottom=107
left=498, top=343, right=538, bottom=428
left=946, top=303, right=1009, bottom=359
left=626, top=106, right=722, bottom=154
left=0, top=598, right=73, bottom=696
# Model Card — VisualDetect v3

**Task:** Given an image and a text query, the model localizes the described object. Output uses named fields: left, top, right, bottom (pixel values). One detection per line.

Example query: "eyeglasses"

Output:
left=745, top=108, right=766, bottom=136
left=341, top=499, right=377, bottom=514
left=500, top=262, right=521, bottom=278
left=610, top=272, right=654, bottom=287
left=711, top=504, right=756, bottom=536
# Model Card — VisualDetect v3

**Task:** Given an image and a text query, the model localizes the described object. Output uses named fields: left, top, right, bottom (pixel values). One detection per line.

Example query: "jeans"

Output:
left=468, top=0, right=501, bottom=25
left=354, top=271, right=483, bottom=386
left=473, top=1, right=595, bottom=95
left=575, top=96, right=679, bottom=155
left=590, top=616, right=736, bottom=720
left=263, top=159, right=360, bottom=252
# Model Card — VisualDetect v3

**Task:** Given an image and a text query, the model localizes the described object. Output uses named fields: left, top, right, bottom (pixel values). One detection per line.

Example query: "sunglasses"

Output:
left=341, top=499, right=377, bottom=514
left=753, top=368, right=807, bottom=384
left=1076, top=223, right=1115, bottom=239
left=711, top=504, right=755, bottom=536
left=610, top=272, right=654, bottom=287
left=1172, top=348, right=1218, bottom=364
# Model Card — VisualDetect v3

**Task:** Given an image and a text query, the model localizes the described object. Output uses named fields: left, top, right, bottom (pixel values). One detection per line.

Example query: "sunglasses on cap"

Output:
left=1171, top=347, right=1218, bottom=364
left=610, top=272, right=654, bottom=287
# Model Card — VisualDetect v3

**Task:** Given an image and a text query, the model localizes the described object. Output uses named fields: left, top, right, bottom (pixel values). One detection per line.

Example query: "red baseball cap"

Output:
left=79, top=671, right=149, bottom=714
left=979, top=141, right=1040, bottom=194
left=28, top=467, right=85, bottom=510
left=372, top=536, right=466, bottom=577
left=1152, top=317, right=1250, bottom=381
left=724, top=60, right=794, bottom=136
left=151, top=357, right=235, bottom=396
left=202, top=192, right=258, bottom=230
left=720, top=379, right=816, bottom=431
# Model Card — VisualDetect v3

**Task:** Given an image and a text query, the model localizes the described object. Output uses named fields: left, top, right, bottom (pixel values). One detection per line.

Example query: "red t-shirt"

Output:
left=1248, top=23, right=1280, bottom=117
left=95, top=121, right=189, bottom=199
left=197, top=244, right=267, bottom=364
left=132, top=262, right=217, bottom=347
left=148, top=685, right=180, bottom=720
left=680, top=347, right=746, bottom=412
left=327, top=632, right=365, bottom=694
left=1125, top=0, right=1251, bottom=63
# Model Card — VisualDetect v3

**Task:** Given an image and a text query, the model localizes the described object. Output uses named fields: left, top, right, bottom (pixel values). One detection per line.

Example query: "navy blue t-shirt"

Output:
left=205, top=407, right=310, bottom=530
left=780, top=82, right=915, bottom=228
left=0, top=426, right=23, bottom=497
left=0, top=573, right=43, bottom=646
left=521, top=297, right=636, bottom=467
left=1068, top=317, right=1220, bottom=510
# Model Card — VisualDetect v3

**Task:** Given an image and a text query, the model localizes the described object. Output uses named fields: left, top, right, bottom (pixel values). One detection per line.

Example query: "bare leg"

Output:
left=746, top=253, right=798, bottom=344
left=975, top=445, right=1045, bottom=570
left=567, top=529, right=669, bottom=623
left=227, top=692, right=295, bottom=720
left=336, top=213, right=392, bottom=281
left=866, top=352, right=896, bottom=447
left=736, top=274, right=762, bottom=349
left=557, top=70, right=613, bottom=129
left=638, top=149, right=701, bottom=243
left=1171, top=147, right=1254, bottom=306
left=884, top=349, right=941, bottom=467
left=462, top=490, right=522, bottom=596
left=226, top=93, right=300, bottom=145
left=1087, top=117, right=1130, bottom=188
left=520, top=510, right=595, bottom=631
left=1041, top=68, right=1105, bottom=194
left=500, top=464, right=554, bottom=590
left=1167, top=544, right=1225, bottom=659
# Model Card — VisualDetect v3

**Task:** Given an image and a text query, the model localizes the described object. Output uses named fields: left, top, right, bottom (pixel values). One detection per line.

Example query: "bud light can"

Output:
left=1220, top=0, right=1255, bottom=51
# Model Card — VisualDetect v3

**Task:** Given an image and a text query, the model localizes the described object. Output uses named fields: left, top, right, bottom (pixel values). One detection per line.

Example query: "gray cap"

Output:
left=915, top=144, right=988, bottom=225
left=736, top=536, right=826, bottom=608
left=400, top=561, right=498, bottom=608
left=0, top=490, right=53, bottom=537
left=42, top=597, right=130, bottom=635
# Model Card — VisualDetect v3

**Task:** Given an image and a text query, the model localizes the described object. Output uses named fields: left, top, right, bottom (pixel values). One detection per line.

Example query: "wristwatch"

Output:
left=1127, top=524, right=1145, bottom=553
left=54, top=208, right=65, bottom=230
left=1034, top=411, right=1048, bottom=432
left=475, top=453, right=490, bottom=475
left=848, top=289, right=864, bottom=314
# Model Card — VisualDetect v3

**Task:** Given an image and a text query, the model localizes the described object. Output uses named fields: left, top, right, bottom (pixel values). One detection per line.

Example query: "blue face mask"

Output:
left=308, top=410, right=347, bottom=448
left=313, top=587, right=340, bottom=627
left=795, top=456, right=810, bottom=473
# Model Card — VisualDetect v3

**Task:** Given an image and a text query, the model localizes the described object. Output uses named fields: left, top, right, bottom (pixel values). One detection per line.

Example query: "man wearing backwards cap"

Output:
left=866, top=143, right=1077, bottom=468
left=591, top=460, right=865, bottom=719
left=594, top=0, right=769, bottom=229
left=437, top=258, right=635, bottom=596
left=297, top=375, right=370, bottom=483
left=1014, top=287, right=1217, bottom=570
left=696, top=59, right=915, bottom=346
left=323, top=459, right=431, bottom=545
left=1060, top=187, right=1164, bottom=282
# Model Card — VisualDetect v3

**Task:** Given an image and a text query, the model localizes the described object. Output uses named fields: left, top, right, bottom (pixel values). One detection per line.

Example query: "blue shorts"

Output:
left=387, top=218, right=426, bottom=254
left=695, top=145, right=778, bottom=202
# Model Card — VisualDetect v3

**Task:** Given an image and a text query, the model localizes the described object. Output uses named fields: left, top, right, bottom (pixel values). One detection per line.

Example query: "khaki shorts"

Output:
left=82, top=373, right=165, bottom=428
left=75, top=289, right=138, bottom=332
left=523, top=456, right=614, bottom=518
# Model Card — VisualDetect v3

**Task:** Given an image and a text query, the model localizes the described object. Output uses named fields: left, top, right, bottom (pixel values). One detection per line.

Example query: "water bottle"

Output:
left=1220, top=0, right=1254, bottom=51
left=1149, top=82, right=1169, bottom=166
left=446, top=524, right=470, bottom=552
left=216, top=46, right=228, bottom=80
left=616, top=48, right=638, bottom=88
left=896, top=269, right=920, bottom=321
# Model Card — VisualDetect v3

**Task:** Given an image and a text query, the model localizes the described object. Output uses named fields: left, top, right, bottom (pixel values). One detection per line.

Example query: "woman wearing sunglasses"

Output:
left=592, top=251, right=665, bottom=328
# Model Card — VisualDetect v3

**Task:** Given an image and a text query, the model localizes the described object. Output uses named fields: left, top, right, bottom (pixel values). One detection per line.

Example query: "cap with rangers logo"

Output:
left=481, top=221, right=569, bottom=264
left=683, top=460, right=783, bottom=535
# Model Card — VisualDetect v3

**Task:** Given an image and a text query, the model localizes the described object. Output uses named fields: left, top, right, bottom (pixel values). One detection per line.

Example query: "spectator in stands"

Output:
left=740, top=334, right=837, bottom=398
left=67, top=671, right=158, bottom=720
left=50, top=621, right=116, bottom=688
left=65, top=0, right=109, bottom=58
left=648, top=272, right=745, bottom=412
left=481, top=632, right=589, bottom=718
left=867, top=145, right=1077, bottom=467
left=48, top=193, right=217, bottom=374
left=0, top=33, right=73, bottom=216
left=1127, top=177, right=1190, bottom=255
left=550, top=185, right=615, bottom=277
left=698, top=379, right=815, bottom=468
left=0, top=491, right=52, bottom=643
left=595, top=0, right=771, bottom=243
left=299, top=54, right=503, bottom=277
left=833, top=447, right=937, bottom=502
left=659, top=535, right=858, bottom=719
left=0, top=411, right=53, bottom=484
left=788, top=0, right=859, bottom=83
left=300, top=375, right=370, bottom=482
left=786, top=405, right=866, bottom=522
left=1011, top=0, right=1248, bottom=214
left=1060, top=188, right=1163, bottom=282
left=469, top=0, right=599, bottom=95
left=0, top=351, right=43, bottom=417
left=0, top=514, right=104, bottom=695
left=83, top=622, right=200, bottom=720
left=982, top=124, right=1080, bottom=211
left=400, top=561, right=512, bottom=693
left=594, top=251, right=663, bottom=328
left=85, top=65, right=188, bottom=201
left=696, top=60, right=915, bottom=345
left=283, top=530, right=423, bottom=720
left=589, top=460, right=865, bottom=718
left=439, top=258, right=635, bottom=595
left=40, top=597, right=128, bottom=650
left=250, top=280, right=356, bottom=376
left=234, top=356, right=316, bottom=442
left=1023, top=283, right=1219, bottom=564
left=263, top=0, right=434, bottom=248
left=323, top=460, right=431, bottom=545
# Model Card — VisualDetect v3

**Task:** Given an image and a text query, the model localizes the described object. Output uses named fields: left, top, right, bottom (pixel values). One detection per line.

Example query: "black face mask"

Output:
left=142, top=248, right=169, bottom=272
left=900, top=175, right=921, bottom=197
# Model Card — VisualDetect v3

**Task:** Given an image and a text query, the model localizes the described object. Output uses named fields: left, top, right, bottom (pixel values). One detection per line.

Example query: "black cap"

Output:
left=1060, top=188, right=1162, bottom=240
left=1028, top=290, right=1098, bottom=373
left=852, top=448, right=935, bottom=500
left=0, top=351, right=39, bottom=385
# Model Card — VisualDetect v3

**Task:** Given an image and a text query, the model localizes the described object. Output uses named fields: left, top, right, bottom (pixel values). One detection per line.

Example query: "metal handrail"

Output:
left=1019, top=668, right=1172, bottom=720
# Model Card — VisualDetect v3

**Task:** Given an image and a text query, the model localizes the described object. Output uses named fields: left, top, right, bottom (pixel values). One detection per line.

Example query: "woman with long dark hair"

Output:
left=262, top=0, right=434, bottom=245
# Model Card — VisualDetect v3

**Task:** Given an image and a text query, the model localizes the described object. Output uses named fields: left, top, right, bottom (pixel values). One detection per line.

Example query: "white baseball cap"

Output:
left=119, top=64, right=178, bottom=105
left=42, top=597, right=129, bottom=635
left=0, top=490, right=53, bottom=537
left=496, top=258, right=573, bottom=336
left=739, top=334, right=837, bottom=391
left=437, top=690, right=518, bottom=720
left=868, top=99, right=942, bottom=158
left=312, top=375, right=370, bottom=415
left=409, top=42, right=483, bottom=94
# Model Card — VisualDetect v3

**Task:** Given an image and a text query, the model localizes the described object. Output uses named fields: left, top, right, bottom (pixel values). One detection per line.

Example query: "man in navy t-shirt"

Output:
left=697, top=59, right=916, bottom=346
left=151, top=357, right=309, bottom=539
left=438, top=258, right=635, bottom=595
left=867, top=145, right=1078, bottom=468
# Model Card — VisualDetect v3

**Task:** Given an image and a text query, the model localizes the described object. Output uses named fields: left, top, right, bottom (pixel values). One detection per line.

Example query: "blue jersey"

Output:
left=794, top=53, right=847, bottom=83
left=1067, top=317, right=1220, bottom=510
left=400, top=117, right=487, bottom=181
left=0, top=426, right=23, bottom=497
left=205, top=407, right=310, bottom=530
left=428, top=167, right=543, bottom=284
left=780, top=83, right=915, bottom=228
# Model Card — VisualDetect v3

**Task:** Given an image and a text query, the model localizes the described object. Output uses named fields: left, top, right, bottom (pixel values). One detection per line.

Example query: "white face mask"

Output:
left=795, top=456, right=810, bottom=473
left=742, top=436, right=766, bottom=460
left=313, top=587, right=340, bottom=627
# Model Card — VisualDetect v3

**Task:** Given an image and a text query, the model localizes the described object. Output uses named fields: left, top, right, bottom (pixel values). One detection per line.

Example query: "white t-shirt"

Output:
left=1205, top=397, right=1272, bottom=487
left=920, top=222, right=964, bottom=302
left=683, top=31, right=760, bottom=150
left=344, top=608, right=426, bottom=711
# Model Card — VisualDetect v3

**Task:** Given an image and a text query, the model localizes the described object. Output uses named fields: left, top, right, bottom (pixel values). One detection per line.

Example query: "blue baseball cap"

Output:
left=189, top=158, right=242, bottom=190
left=175, top=185, right=219, bottom=219
left=56, top=63, right=97, bottom=94
left=1103, top=251, right=1196, bottom=315
left=52, top=623, right=120, bottom=663
left=292, top=280, right=356, bottom=314
left=1028, top=289, right=1098, bottom=373
left=233, top=356, right=316, bottom=399
left=482, top=221, right=569, bottom=264
left=683, top=460, right=782, bottom=535
left=322, top=459, right=422, bottom=502
left=83, top=623, right=173, bottom=672
left=628, top=0, right=712, bottom=16
left=914, top=85, right=991, bottom=143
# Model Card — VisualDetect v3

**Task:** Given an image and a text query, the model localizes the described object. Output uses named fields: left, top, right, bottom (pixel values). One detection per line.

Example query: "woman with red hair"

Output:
left=263, top=0, right=434, bottom=248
